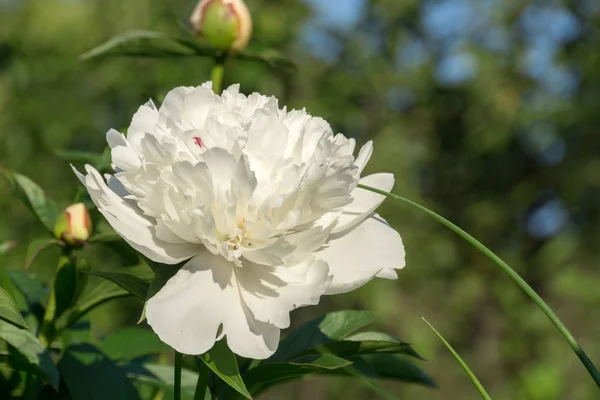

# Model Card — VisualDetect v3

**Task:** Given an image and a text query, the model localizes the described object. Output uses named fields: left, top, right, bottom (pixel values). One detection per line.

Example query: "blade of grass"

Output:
left=358, top=184, right=600, bottom=388
left=423, top=318, right=491, bottom=400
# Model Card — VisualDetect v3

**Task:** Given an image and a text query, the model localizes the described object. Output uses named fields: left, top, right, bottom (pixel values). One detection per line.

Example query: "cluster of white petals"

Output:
left=74, top=82, right=405, bottom=359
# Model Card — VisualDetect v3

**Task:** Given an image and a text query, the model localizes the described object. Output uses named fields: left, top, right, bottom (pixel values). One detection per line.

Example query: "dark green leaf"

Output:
left=199, top=340, right=252, bottom=399
left=55, top=275, right=130, bottom=332
left=0, top=286, right=28, bottom=329
left=24, top=238, right=60, bottom=270
left=81, top=30, right=295, bottom=70
left=146, top=262, right=183, bottom=299
left=125, top=363, right=200, bottom=400
left=3, top=170, right=58, bottom=232
left=269, top=310, right=375, bottom=362
left=87, top=271, right=150, bottom=301
left=240, top=354, right=351, bottom=398
left=55, top=149, right=104, bottom=166
left=6, top=270, right=47, bottom=308
left=98, top=327, right=168, bottom=360
left=0, top=321, right=59, bottom=388
left=333, top=354, right=436, bottom=388
left=89, top=231, right=122, bottom=244
left=53, top=256, right=78, bottom=320
left=319, top=331, right=424, bottom=360
left=81, top=30, right=200, bottom=60
left=59, top=343, right=141, bottom=400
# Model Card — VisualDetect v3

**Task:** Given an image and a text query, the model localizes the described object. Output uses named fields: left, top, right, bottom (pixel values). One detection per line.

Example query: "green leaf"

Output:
left=198, top=340, right=252, bottom=399
left=53, top=256, right=78, bottom=320
left=6, top=269, right=47, bottom=308
left=55, top=275, right=130, bottom=332
left=333, top=353, right=436, bottom=388
left=3, top=170, right=58, bottom=232
left=125, top=363, right=200, bottom=400
left=81, top=30, right=295, bottom=70
left=55, top=149, right=107, bottom=168
left=269, top=310, right=375, bottom=362
left=87, top=271, right=150, bottom=301
left=24, top=238, right=60, bottom=270
left=295, top=336, right=422, bottom=362
left=423, top=318, right=490, bottom=399
left=59, top=343, right=141, bottom=400
left=0, top=286, right=28, bottom=329
left=89, top=231, right=122, bottom=244
left=146, top=262, right=183, bottom=299
left=98, top=327, right=168, bottom=361
left=0, top=321, right=59, bottom=389
left=240, top=354, right=352, bottom=398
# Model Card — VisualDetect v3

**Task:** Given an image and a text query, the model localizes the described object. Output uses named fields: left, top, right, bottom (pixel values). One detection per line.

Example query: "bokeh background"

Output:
left=1, top=0, right=600, bottom=398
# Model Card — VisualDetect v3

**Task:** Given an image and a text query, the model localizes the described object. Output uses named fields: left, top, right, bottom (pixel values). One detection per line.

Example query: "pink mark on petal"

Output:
left=193, top=136, right=204, bottom=148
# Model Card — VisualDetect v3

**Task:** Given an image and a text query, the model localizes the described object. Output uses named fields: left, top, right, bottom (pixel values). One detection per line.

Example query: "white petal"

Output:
left=354, top=141, right=373, bottom=175
left=146, top=251, right=280, bottom=358
left=127, top=101, right=159, bottom=149
left=73, top=165, right=199, bottom=264
left=330, top=173, right=394, bottom=238
left=236, top=258, right=331, bottom=329
left=316, top=214, right=405, bottom=295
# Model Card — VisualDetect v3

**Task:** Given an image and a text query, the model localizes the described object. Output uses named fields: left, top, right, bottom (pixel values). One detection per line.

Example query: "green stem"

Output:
left=38, top=250, right=73, bottom=347
left=358, top=184, right=600, bottom=389
left=193, top=359, right=211, bottom=400
left=423, top=318, right=492, bottom=400
left=174, top=351, right=183, bottom=400
left=211, top=54, right=227, bottom=95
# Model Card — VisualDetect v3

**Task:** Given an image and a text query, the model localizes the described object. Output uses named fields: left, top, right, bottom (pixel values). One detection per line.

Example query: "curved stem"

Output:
left=211, top=54, right=227, bottom=95
left=358, top=184, right=600, bottom=388
left=174, top=351, right=183, bottom=400
left=423, top=318, right=492, bottom=400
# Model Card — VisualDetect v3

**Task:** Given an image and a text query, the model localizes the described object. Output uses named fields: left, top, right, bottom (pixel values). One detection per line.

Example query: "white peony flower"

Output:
left=74, top=82, right=405, bottom=359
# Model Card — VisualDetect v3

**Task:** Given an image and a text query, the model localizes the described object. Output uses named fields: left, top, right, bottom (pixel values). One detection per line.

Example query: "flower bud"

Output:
left=190, top=0, right=252, bottom=51
left=53, top=203, right=92, bottom=246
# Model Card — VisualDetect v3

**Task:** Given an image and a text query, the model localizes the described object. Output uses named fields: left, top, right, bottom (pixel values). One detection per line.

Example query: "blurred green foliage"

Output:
left=1, top=0, right=600, bottom=399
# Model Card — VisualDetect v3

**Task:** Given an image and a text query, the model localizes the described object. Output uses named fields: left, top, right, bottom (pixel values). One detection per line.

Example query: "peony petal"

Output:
left=330, top=173, right=394, bottom=238
left=354, top=141, right=373, bottom=175
left=146, top=251, right=280, bottom=358
left=73, top=165, right=200, bottom=264
left=127, top=101, right=159, bottom=149
left=316, top=214, right=405, bottom=295
left=236, top=257, right=331, bottom=329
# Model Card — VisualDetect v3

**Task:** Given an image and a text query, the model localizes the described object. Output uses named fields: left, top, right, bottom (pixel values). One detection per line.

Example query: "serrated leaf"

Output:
left=98, top=327, right=168, bottom=360
left=0, top=321, right=59, bottom=388
left=59, top=343, right=141, bottom=400
left=3, top=170, right=58, bottom=232
left=81, top=30, right=295, bottom=70
left=269, top=310, right=375, bottom=362
left=87, top=271, right=149, bottom=301
left=238, top=354, right=351, bottom=398
left=0, top=287, right=28, bottom=329
left=199, top=340, right=252, bottom=399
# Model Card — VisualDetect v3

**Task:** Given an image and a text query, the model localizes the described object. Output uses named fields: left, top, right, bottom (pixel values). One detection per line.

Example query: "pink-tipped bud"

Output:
left=190, top=0, right=253, bottom=51
left=53, top=203, right=92, bottom=246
